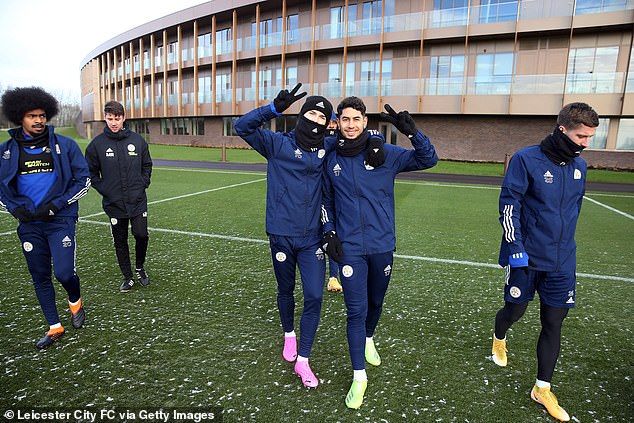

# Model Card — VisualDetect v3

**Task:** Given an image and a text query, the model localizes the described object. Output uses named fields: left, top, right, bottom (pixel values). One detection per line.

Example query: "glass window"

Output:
left=474, top=52, right=513, bottom=94
left=216, top=28, right=232, bottom=55
left=168, top=80, right=178, bottom=105
left=198, top=33, right=212, bottom=58
left=575, top=0, right=629, bottom=15
left=259, top=68, right=273, bottom=100
left=345, top=62, right=355, bottom=96
left=478, top=0, right=518, bottom=24
left=223, top=117, right=239, bottom=136
left=616, top=119, right=634, bottom=150
left=588, top=118, right=609, bottom=149
left=330, top=7, right=344, bottom=39
left=567, top=46, right=619, bottom=93
left=144, top=82, right=151, bottom=107
left=155, top=45, right=163, bottom=68
left=431, top=0, right=468, bottom=28
left=286, top=66, right=298, bottom=87
left=216, top=73, right=231, bottom=102
left=274, top=116, right=297, bottom=133
left=287, top=14, right=299, bottom=44
left=192, top=118, right=204, bottom=136
left=198, top=75, right=212, bottom=104
left=428, top=54, right=465, bottom=95
left=143, top=51, right=150, bottom=70
left=167, top=41, right=178, bottom=64
left=155, top=81, right=163, bottom=106
left=362, top=1, right=382, bottom=34
left=259, top=19, right=273, bottom=48
left=160, top=119, right=170, bottom=135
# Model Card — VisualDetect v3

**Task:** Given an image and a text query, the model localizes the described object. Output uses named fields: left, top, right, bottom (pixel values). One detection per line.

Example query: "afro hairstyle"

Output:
left=1, top=87, right=59, bottom=126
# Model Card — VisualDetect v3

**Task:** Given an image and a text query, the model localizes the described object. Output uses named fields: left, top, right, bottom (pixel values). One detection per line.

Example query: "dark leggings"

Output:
left=495, top=301, right=568, bottom=382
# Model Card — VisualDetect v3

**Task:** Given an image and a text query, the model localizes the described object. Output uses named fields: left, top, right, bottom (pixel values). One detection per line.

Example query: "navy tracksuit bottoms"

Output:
left=269, top=234, right=326, bottom=358
left=17, top=217, right=81, bottom=326
left=339, top=251, right=394, bottom=370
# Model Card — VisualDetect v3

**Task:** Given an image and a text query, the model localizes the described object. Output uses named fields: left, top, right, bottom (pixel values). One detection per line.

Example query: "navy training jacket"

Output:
left=0, top=127, right=91, bottom=218
left=234, top=104, right=334, bottom=237
left=321, top=130, right=438, bottom=255
left=498, top=145, right=587, bottom=272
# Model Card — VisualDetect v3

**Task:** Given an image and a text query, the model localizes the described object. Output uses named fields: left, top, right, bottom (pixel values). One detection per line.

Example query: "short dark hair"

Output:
left=337, top=96, right=366, bottom=117
left=104, top=101, right=125, bottom=117
left=1, top=87, right=59, bottom=126
left=557, top=102, right=599, bottom=129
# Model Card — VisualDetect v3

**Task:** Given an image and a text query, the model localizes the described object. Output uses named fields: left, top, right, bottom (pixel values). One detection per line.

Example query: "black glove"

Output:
left=273, top=83, right=307, bottom=113
left=379, top=104, right=418, bottom=138
left=10, top=207, right=33, bottom=223
left=322, top=231, right=344, bottom=264
left=33, top=202, right=59, bottom=221
left=365, top=134, right=385, bottom=168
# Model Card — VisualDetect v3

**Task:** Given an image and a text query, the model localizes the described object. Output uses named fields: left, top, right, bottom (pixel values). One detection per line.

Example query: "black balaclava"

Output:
left=104, top=124, right=131, bottom=140
left=540, top=125, right=585, bottom=166
left=294, top=96, right=333, bottom=152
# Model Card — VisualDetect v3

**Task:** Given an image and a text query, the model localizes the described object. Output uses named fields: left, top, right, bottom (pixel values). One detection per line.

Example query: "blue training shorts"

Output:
left=503, top=266, right=576, bottom=308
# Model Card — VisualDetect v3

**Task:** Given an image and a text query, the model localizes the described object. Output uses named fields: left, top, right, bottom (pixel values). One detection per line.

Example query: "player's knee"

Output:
left=504, top=301, right=528, bottom=323
left=54, top=267, right=76, bottom=284
left=346, top=302, right=367, bottom=322
left=540, top=304, right=568, bottom=329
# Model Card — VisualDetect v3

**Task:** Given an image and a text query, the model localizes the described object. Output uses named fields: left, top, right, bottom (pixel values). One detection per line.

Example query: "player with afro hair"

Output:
left=1, top=86, right=59, bottom=126
left=0, top=86, right=90, bottom=349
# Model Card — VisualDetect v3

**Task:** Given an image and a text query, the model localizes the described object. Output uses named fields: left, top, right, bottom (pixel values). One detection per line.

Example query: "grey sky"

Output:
left=0, top=0, right=205, bottom=103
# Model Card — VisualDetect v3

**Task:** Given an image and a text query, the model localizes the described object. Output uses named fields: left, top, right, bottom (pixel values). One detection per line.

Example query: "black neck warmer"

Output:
left=336, top=130, right=369, bottom=157
left=14, top=126, right=49, bottom=148
left=540, top=126, right=584, bottom=166
left=294, top=115, right=326, bottom=152
left=104, top=125, right=131, bottom=140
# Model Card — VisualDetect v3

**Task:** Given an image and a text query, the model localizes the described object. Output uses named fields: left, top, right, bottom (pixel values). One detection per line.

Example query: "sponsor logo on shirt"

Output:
left=2, top=150, right=10, bottom=160
left=128, top=144, right=137, bottom=156
left=574, top=169, right=581, bottom=180
left=106, top=148, right=115, bottom=157
left=315, top=248, right=324, bottom=261
left=294, top=148, right=303, bottom=159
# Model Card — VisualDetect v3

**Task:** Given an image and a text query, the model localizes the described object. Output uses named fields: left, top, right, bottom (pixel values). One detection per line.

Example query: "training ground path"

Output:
left=152, top=159, right=634, bottom=194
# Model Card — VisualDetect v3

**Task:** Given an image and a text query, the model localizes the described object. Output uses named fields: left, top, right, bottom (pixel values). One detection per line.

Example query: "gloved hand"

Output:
left=33, top=202, right=59, bottom=221
left=379, top=104, right=418, bottom=138
left=322, top=231, right=344, bottom=264
left=365, top=133, right=385, bottom=168
left=273, top=83, right=307, bottom=113
left=11, top=206, right=33, bottom=223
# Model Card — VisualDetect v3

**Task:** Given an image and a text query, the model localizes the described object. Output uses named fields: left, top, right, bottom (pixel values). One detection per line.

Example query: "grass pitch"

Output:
left=0, top=167, right=632, bottom=422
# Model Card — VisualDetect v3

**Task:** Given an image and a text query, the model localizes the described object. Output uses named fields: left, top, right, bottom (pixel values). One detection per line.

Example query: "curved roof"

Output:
left=80, top=0, right=259, bottom=67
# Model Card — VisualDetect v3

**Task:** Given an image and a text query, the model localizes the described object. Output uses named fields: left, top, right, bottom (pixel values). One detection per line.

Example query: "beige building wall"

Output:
left=80, top=0, right=634, bottom=169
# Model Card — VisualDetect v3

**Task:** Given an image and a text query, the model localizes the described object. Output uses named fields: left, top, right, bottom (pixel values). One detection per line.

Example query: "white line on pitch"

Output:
left=156, top=167, right=266, bottom=177
left=78, top=219, right=634, bottom=283
left=81, top=219, right=269, bottom=244
left=79, top=178, right=266, bottom=220
left=583, top=195, right=634, bottom=220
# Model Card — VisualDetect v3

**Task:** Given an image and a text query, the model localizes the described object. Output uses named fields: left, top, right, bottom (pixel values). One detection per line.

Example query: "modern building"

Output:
left=80, top=0, right=634, bottom=168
